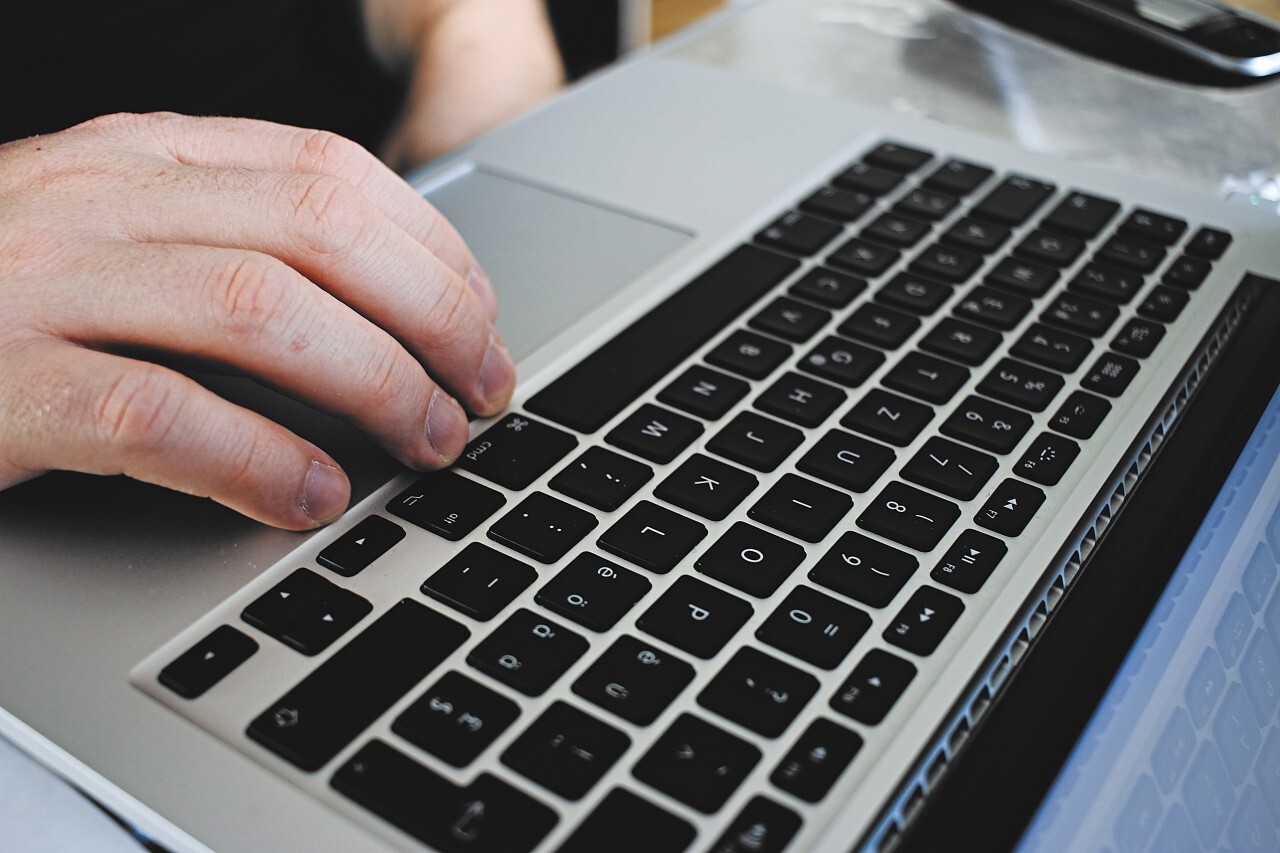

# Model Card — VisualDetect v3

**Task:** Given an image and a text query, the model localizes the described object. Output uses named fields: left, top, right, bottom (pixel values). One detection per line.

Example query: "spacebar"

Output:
left=525, top=244, right=798, bottom=433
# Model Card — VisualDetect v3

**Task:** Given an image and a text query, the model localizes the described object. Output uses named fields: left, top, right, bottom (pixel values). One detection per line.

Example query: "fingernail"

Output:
left=299, top=461, right=349, bottom=526
left=478, top=333, right=516, bottom=411
left=425, top=388, right=470, bottom=463
left=466, top=267, right=499, bottom=320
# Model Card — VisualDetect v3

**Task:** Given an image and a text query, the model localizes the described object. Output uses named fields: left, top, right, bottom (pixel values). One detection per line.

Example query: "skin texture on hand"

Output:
left=0, top=113, right=516, bottom=529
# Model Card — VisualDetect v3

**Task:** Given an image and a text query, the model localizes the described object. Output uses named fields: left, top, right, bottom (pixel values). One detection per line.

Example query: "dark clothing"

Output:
left=0, top=0, right=406, bottom=150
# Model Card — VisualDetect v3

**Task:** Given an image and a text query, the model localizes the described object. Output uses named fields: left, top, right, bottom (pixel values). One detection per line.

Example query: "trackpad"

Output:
left=424, top=167, right=692, bottom=360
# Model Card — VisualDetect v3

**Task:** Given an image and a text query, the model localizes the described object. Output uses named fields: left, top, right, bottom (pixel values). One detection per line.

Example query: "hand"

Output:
left=0, top=112, right=515, bottom=529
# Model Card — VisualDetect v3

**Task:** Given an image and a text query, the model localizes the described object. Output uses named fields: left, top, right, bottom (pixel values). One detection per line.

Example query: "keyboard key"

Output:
left=756, top=585, right=871, bottom=669
left=901, top=437, right=997, bottom=500
left=986, top=256, right=1059, bottom=297
left=864, top=212, right=931, bottom=248
left=708, top=411, right=805, bottom=472
left=248, top=600, right=468, bottom=771
left=1041, top=192, right=1120, bottom=238
left=865, top=141, right=932, bottom=173
left=606, top=403, right=704, bottom=464
left=1163, top=255, right=1211, bottom=289
left=598, top=500, right=708, bottom=573
left=633, top=714, right=761, bottom=814
left=158, top=625, right=258, bottom=699
left=392, top=671, right=520, bottom=767
left=798, top=336, right=885, bottom=387
left=971, top=175, right=1055, bottom=225
left=789, top=266, right=867, bottom=307
left=750, top=296, right=833, bottom=342
left=488, top=492, right=598, bottom=564
left=1120, top=208, right=1187, bottom=245
left=1013, top=230, right=1083, bottom=268
left=881, top=351, right=970, bottom=404
left=755, top=372, right=847, bottom=427
left=710, top=797, right=802, bottom=853
left=941, top=395, right=1033, bottom=454
left=556, top=789, right=695, bottom=853
left=1186, top=226, right=1231, bottom=260
left=388, top=471, right=506, bottom=541
left=457, top=413, right=578, bottom=490
left=1042, top=291, right=1120, bottom=337
left=919, top=317, right=1003, bottom=366
left=877, top=272, right=954, bottom=315
left=931, top=529, right=1008, bottom=594
left=858, top=481, right=960, bottom=552
left=755, top=211, right=842, bottom=256
left=800, top=186, right=874, bottom=223
left=658, top=365, right=749, bottom=420
left=954, top=284, right=1031, bottom=330
left=809, top=532, right=918, bottom=608
left=771, top=718, right=862, bottom=803
left=1082, top=352, right=1140, bottom=397
left=797, top=429, right=896, bottom=493
left=698, top=647, right=820, bottom=737
left=422, top=543, right=537, bottom=620
left=896, top=187, right=959, bottom=221
left=655, top=454, right=759, bottom=521
left=977, top=357, right=1065, bottom=412
left=941, top=217, right=1010, bottom=254
left=828, top=237, right=900, bottom=278
left=1111, top=317, right=1166, bottom=358
left=1098, top=234, right=1166, bottom=273
left=1015, top=432, right=1080, bottom=486
left=830, top=648, right=916, bottom=725
left=1138, top=284, right=1189, bottom=322
left=1070, top=263, right=1143, bottom=304
left=697, top=522, right=807, bottom=598
left=884, top=586, right=964, bottom=655
left=1051, top=390, right=1112, bottom=439
left=1010, top=323, right=1092, bottom=373
left=975, top=479, right=1046, bottom=537
left=317, top=515, right=405, bottom=578
left=923, top=159, right=993, bottom=196
left=639, top=575, right=754, bottom=659
left=550, top=446, right=653, bottom=511
left=841, top=388, right=934, bottom=447
left=241, top=567, right=333, bottom=635
left=275, top=588, right=373, bottom=656
left=501, top=701, right=630, bottom=801
left=748, top=473, right=852, bottom=542
left=839, top=303, right=921, bottom=349
left=706, top=329, right=793, bottom=379
left=572, top=635, right=696, bottom=725
left=467, top=609, right=588, bottom=696
left=833, top=161, right=904, bottom=196
left=536, top=553, right=652, bottom=632
left=911, top=243, right=983, bottom=283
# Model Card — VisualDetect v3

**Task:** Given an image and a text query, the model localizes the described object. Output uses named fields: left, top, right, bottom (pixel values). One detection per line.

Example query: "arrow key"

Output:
left=158, top=625, right=258, bottom=699
left=279, top=587, right=373, bottom=656
left=317, top=515, right=405, bottom=578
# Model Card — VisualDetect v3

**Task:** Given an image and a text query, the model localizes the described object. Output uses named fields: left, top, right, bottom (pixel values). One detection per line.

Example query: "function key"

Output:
left=756, top=585, right=871, bottom=669
left=911, top=243, right=983, bottom=284
left=748, top=473, right=853, bottom=542
left=841, top=388, right=934, bottom=447
left=598, top=500, right=707, bottom=574
left=698, top=647, right=820, bottom=737
left=1185, top=226, right=1232, bottom=260
left=536, top=552, right=652, bottom=632
left=755, top=372, right=847, bottom=427
left=1111, top=318, right=1166, bottom=358
left=800, top=186, right=874, bottom=223
left=797, top=429, right=897, bottom=493
left=941, top=395, right=1033, bottom=454
left=1050, top=390, right=1112, bottom=439
left=830, top=648, right=917, bottom=725
left=392, top=671, right=520, bottom=767
left=756, top=211, right=843, bottom=257
left=771, top=718, right=862, bottom=803
left=572, top=635, right=696, bottom=726
left=467, top=609, right=588, bottom=697
left=1097, top=234, right=1166, bottom=273
left=1070, top=263, right=1143, bottom=304
left=159, top=625, right=258, bottom=699
left=828, top=237, right=901, bottom=278
left=838, top=303, right=921, bottom=350
left=638, top=575, right=753, bottom=659
left=954, top=285, right=1032, bottom=331
left=1138, top=285, right=1189, bottom=322
left=974, top=479, right=1046, bottom=537
left=1082, top=352, right=1140, bottom=397
left=1041, top=292, right=1120, bottom=337
left=896, top=187, right=959, bottom=222
left=550, top=446, right=653, bottom=511
left=695, top=521, right=807, bottom=598
left=317, top=516, right=405, bottom=578
left=799, top=336, right=885, bottom=387
left=884, top=586, right=964, bottom=656
left=919, top=317, right=1003, bottom=366
left=1014, top=230, right=1084, bottom=268
left=864, top=212, right=932, bottom=248
left=388, top=471, right=506, bottom=541
left=1010, top=323, right=1092, bottom=373
left=501, top=701, right=630, bottom=801
left=707, top=329, right=793, bottom=380
left=901, top=436, right=998, bottom=500
left=971, top=175, right=1055, bottom=225
left=881, top=351, right=970, bottom=405
left=658, top=364, right=749, bottom=421
left=865, top=141, right=933, bottom=173
left=977, top=358, right=1065, bottom=413
left=789, top=266, right=868, bottom=308
left=1015, top=432, right=1081, bottom=486
left=833, top=161, right=904, bottom=196
left=488, top=492, right=598, bottom=564
left=858, top=481, right=961, bottom=552
left=923, top=159, right=994, bottom=196
left=749, top=296, right=833, bottom=342
left=942, top=217, right=1011, bottom=254
left=1040, top=191, right=1120, bottom=238
left=707, top=411, right=805, bottom=472
left=877, top=272, right=954, bottom=316
left=1163, top=255, right=1211, bottom=289
left=711, top=797, right=803, bottom=853
left=456, top=413, right=577, bottom=490
left=655, top=453, right=759, bottom=521
left=422, top=542, right=537, bottom=621
left=607, top=403, right=704, bottom=464
left=556, top=789, right=695, bottom=853
left=1120, top=209, right=1187, bottom=246
left=931, top=529, right=1008, bottom=594
left=986, top=256, right=1059, bottom=298
left=809, top=531, right=919, bottom=609
left=633, top=713, right=762, bottom=814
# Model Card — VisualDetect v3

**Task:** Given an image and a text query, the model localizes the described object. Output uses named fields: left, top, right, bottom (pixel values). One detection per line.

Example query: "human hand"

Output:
left=0, top=113, right=515, bottom=529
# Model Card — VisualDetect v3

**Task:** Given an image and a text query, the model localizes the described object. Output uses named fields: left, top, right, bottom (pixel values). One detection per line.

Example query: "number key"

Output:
left=857, top=481, right=960, bottom=552
left=941, top=395, right=1033, bottom=454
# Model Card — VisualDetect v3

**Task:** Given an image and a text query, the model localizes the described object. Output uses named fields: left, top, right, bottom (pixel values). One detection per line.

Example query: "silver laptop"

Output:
left=4, top=1, right=1280, bottom=850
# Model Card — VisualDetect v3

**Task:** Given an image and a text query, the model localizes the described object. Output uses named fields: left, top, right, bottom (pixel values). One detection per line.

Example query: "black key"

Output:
left=248, top=600, right=468, bottom=771
left=941, top=217, right=1010, bottom=254
left=536, top=553, right=652, bottom=632
left=467, top=609, right=587, bottom=696
left=488, top=492, right=598, bottom=564
left=241, top=568, right=333, bottom=635
left=388, top=471, right=505, bottom=541
left=920, top=317, right=1003, bottom=366
left=1163, top=255, right=1212, bottom=289
left=1138, top=285, right=1189, bottom=322
left=456, top=413, right=578, bottom=490
left=710, top=797, right=803, bottom=853
left=422, top=542, right=537, bottom=621
left=1051, top=390, right=1112, bottom=439
left=557, top=789, right=695, bottom=853
left=798, top=336, right=885, bottom=387
left=841, top=388, right=933, bottom=447
left=884, top=586, right=964, bottom=656
left=971, top=176, right=1054, bottom=225
left=954, top=285, right=1031, bottom=331
left=896, top=187, right=959, bottom=222
left=1111, top=317, right=1166, bottom=358
left=392, top=671, right=520, bottom=767
left=1041, top=192, right=1120, bottom=238
left=941, top=395, right=1033, bottom=454
left=858, top=481, right=960, bottom=552
left=771, top=718, right=862, bottom=803
left=830, top=649, right=916, bottom=725
left=833, top=161, right=904, bottom=195
left=749, top=296, right=833, bottom=343
left=1097, top=235, right=1165, bottom=273
left=755, top=372, right=846, bottom=427
left=1014, top=230, right=1083, bottom=268
left=573, top=635, right=696, bottom=725
left=598, top=500, right=708, bottom=573
left=1010, top=323, right=1092, bottom=373
left=911, top=243, right=983, bottom=284
left=923, top=159, right=994, bottom=196
left=698, top=647, right=820, bottom=737
left=800, top=186, right=874, bottom=223
left=1186, top=226, right=1232, bottom=260
left=658, top=365, right=749, bottom=420
left=809, top=532, right=918, bottom=608
left=707, top=411, right=805, bottom=472
left=633, top=714, right=762, bottom=814
left=877, top=271, right=954, bottom=315
left=654, top=454, right=759, bottom=521
left=901, top=437, right=997, bottom=500
left=1070, top=263, right=1143, bottom=304
left=527, top=245, right=797, bottom=433
left=1083, top=352, right=1140, bottom=397
left=798, top=429, right=896, bottom=493
left=638, top=575, right=754, bottom=659
left=865, top=141, right=932, bottom=173
left=317, top=515, right=405, bottom=578
left=838, top=303, right=921, bottom=349
left=159, top=625, right=258, bottom=699
left=706, top=329, right=792, bottom=380
left=501, top=701, right=630, bottom=800
left=975, top=478, right=1047, bottom=537
left=606, top=403, right=703, bottom=464
left=550, top=446, right=653, bottom=511
left=1015, top=432, right=1081, bottom=486
left=789, top=266, right=867, bottom=308
left=1120, top=208, right=1187, bottom=246
left=931, top=529, right=1008, bottom=594
left=864, top=212, right=931, bottom=248
left=332, top=741, right=557, bottom=853
left=977, top=357, right=1065, bottom=413
left=749, top=473, right=853, bottom=542
left=696, top=521, right=808, bottom=598
left=986, top=256, right=1059, bottom=297
left=1041, top=292, right=1120, bottom=337
left=756, top=585, right=871, bottom=669
left=827, top=237, right=900, bottom=278
left=277, top=589, right=373, bottom=656
left=756, top=211, right=842, bottom=256
left=882, top=351, right=970, bottom=404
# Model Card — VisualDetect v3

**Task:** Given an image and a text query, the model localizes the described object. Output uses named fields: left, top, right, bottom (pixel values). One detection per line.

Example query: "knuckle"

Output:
left=358, top=344, right=417, bottom=416
left=419, top=277, right=473, bottom=348
left=284, top=174, right=368, bottom=257
left=94, top=363, right=186, bottom=453
left=213, top=253, right=300, bottom=341
left=292, top=128, right=369, bottom=178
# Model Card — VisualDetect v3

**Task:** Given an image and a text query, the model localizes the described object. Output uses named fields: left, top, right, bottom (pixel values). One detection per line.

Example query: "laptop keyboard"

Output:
left=150, top=141, right=1238, bottom=852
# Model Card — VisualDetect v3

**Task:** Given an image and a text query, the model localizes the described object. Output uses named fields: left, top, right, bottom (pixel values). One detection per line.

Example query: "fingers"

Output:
left=0, top=339, right=352, bottom=530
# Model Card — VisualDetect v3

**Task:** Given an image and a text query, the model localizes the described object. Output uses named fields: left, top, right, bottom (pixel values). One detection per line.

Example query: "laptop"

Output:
left=2, top=1, right=1279, bottom=850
